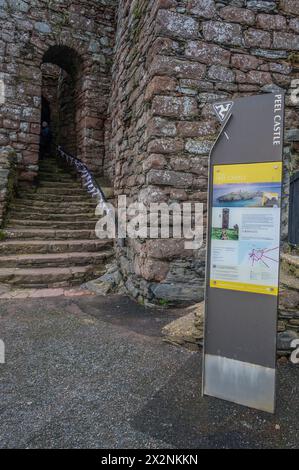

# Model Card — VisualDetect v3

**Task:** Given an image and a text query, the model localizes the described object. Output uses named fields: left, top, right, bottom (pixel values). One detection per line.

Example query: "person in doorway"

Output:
left=40, top=121, right=52, bottom=159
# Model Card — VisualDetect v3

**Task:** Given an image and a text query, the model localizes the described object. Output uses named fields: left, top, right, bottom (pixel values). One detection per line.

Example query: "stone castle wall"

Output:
left=0, top=0, right=298, bottom=309
left=108, top=0, right=299, bottom=305
left=0, top=0, right=117, bottom=181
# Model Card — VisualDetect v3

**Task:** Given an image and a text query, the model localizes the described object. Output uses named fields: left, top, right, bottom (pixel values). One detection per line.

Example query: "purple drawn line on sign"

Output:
left=249, top=247, right=279, bottom=268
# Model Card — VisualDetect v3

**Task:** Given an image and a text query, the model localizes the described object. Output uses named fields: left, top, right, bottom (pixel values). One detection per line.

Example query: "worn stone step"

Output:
left=281, top=253, right=299, bottom=279
left=2, top=154, right=114, bottom=289
left=38, top=171, right=71, bottom=177
left=0, top=239, right=112, bottom=255
left=6, top=219, right=97, bottom=230
left=0, top=265, right=106, bottom=287
left=16, top=192, right=92, bottom=201
left=37, top=171, right=75, bottom=178
left=8, top=211, right=96, bottom=221
left=22, top=187, right=88, bottom=195
left=6, top=219, right=98, bottom=230
left=4, top=228, right=97, bottom=240
left=38, top=167, right=71, bottom=175
left=38, top=181, right=82, bottom=188
left=11, top=201, right=98, bottom=212
left=38, top=178, right=82, bottom=184
left=0, top=250, right=113, bottom=268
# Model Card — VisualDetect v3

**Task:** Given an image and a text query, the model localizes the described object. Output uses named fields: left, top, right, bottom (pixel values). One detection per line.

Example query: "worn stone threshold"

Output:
left=0, top=286, right=95, bottom=299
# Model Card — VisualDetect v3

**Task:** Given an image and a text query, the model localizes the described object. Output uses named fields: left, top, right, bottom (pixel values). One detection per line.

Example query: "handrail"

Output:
left=57, top=145, right=124, bottom=247
left=57, top=145, right=107, bottom=206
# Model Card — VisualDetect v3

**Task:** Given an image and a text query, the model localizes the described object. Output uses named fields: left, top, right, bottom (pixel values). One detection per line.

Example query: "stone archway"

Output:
left=41, top=46, right=82, bottom=160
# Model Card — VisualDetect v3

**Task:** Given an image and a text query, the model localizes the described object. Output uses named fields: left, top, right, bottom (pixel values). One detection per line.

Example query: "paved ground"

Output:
left=0, top=293, right=298, bottom=449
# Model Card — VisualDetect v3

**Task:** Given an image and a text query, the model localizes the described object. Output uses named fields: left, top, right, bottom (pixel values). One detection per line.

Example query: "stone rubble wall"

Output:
left=0, top=146, right=17, bottom=228
left=109, top=0, right=299, bottom=305
left=0, top=0, right=299, bottom=314
left=0, top=0, right=117, bottom=182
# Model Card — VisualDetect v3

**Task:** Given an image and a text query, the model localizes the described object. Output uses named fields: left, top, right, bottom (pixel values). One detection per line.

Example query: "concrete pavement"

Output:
left=0, top=294, right=298, bottom=449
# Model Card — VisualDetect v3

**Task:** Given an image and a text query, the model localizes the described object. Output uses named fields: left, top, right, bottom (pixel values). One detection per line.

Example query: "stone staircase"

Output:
left=278, top=251, right=299, bottom=356
left=0, top=156, right=114, bottom=288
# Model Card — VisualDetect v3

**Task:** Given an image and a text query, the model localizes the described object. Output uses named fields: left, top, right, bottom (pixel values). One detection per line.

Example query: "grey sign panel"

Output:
left=203, top=93, right=285, bottom=413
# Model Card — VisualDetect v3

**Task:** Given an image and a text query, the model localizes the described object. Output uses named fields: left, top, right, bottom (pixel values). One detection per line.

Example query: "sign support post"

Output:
left=203, top=93, right=285, bottom=413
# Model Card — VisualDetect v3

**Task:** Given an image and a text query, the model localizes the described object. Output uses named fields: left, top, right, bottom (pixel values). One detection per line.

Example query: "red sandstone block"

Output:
left=272, top=73, right=292, bottom=87
left=30, top=123, right=41, bottom=135
left=145, top=76, right=177, bottom=101
left=144, top=238, right=193, bottom=260
left=202, top=21, right=242, bottom=46
left=148, top=117, right=177, bottom=138
left=231, top=53, right=262, bottom=71
left=273, top=32, right=299, bottom=50
left=150, top=37, right=180, bottom=59
left=3, top=119, right=19, bottom=130
left=22, top=151, right=38, bottom=164
left=289, top=18, right=299, bottom=33
left=207, top=65, right=235, bottom=83
left=280, top=0, right=299, bottom=15
left=156, top=10, right=199, bottom=39
left=141, top=258, right=170, bottom=282
left=152, top=95, right=198, bottom=118
left=84, top=116, right=104, bottom=128
left=187, top=0, right=216, bottom=18
left=150, top=55, right=206, bottom=80
left=0, top=134, right=9, bottom=146
left=244, top=28, right=271, bottom=48
left=219, top=6, right=255, bottom=25
left=148, top=138, right=184, bottom=154
left=247, top=70, right=272, bottom=85
left=269, top=62, right=292, bottom=74
left=235, top=70, right=247, bottom=83
left=177, top=120, right=216, bottom=138
left=147, top=169, right=193, bottom=188
left=156, top=0, right=177, bottom=8
left=185, top=40, right=230, bottom=65
left=256, top=13, right=287, bottom=30
left=143, top=154, right=167, bottom=172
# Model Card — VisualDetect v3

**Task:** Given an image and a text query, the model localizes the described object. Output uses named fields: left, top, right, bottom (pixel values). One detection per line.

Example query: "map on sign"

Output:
left=249, top=246, right=279, bottom=268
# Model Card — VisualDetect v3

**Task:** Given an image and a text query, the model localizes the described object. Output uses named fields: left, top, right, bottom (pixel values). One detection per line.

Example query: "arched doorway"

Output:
left=40, top=46, right=82, bottom=160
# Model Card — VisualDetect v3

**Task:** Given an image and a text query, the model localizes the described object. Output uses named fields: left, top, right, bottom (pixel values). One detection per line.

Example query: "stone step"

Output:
left=38, top=181, right=82, bottom=188
left=11, top=201, right=97, bottom=212
left=37, top=171, right=75, bottom=178
left=16, top=192, right=92, bottom=201
left=38, top=170, right=69, bottom=176
left=8, top=211, right=96, bottom=221
left=2, top=156, right=115, bottom=290
left=0, top=265, right=106, bottom=287
left=4, top=228, right=97, bottom=240
left=38, top=170, right=71, bottom=177
left=20, top=187, right=88, bottom=195
left=6, top=219, right=98, bottom=230
left=0, top=239, right=112, bottom=255
left=281, top=253, right=299, bottom=279
left=0, top=250, right=113, bottom=268
left=37, top=177, right=76, bottom=184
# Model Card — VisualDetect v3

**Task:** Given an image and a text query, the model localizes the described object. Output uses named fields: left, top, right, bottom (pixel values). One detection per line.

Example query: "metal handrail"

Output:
left=57, top=145, right=107, bottom=206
